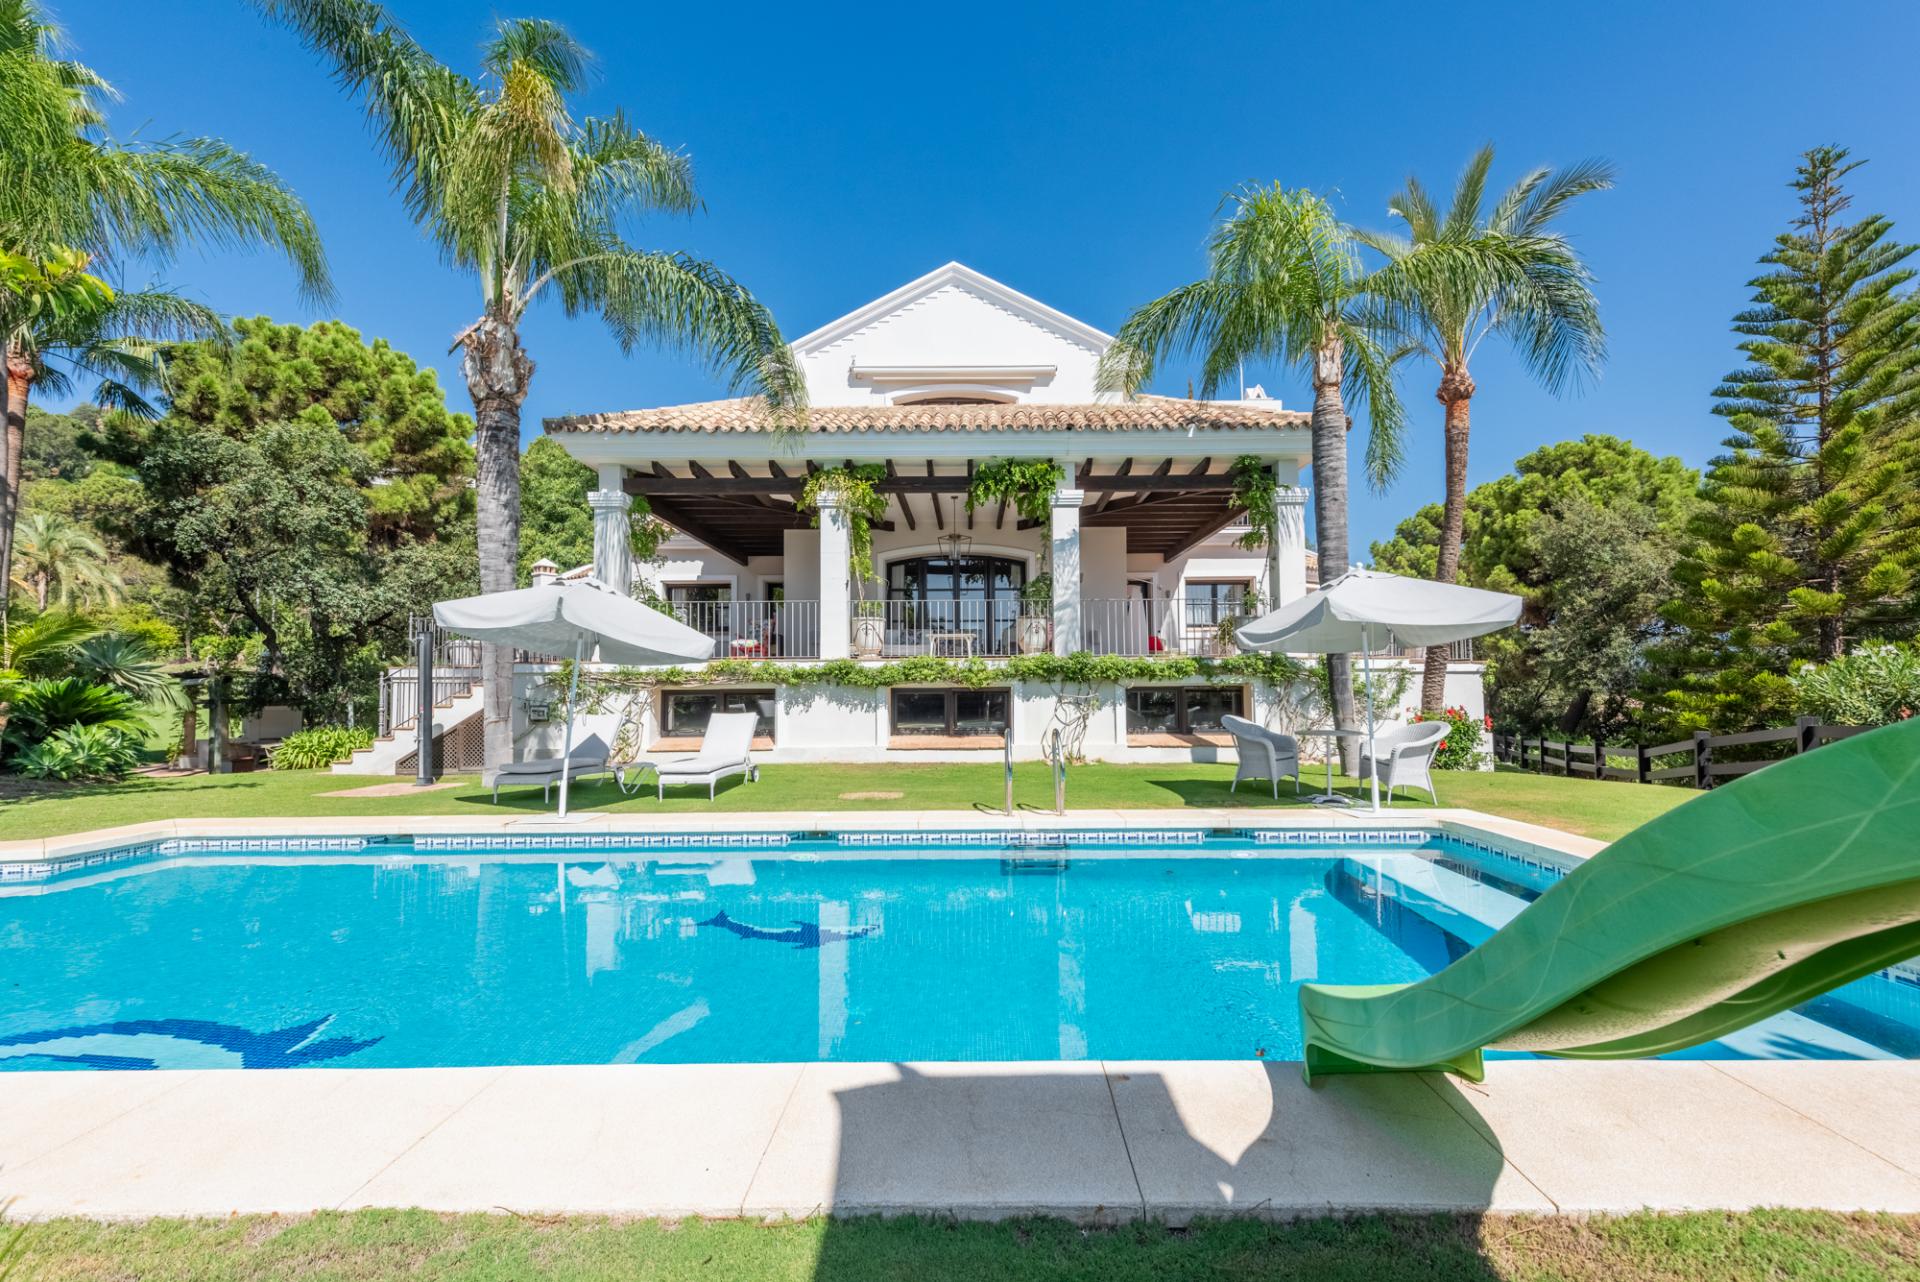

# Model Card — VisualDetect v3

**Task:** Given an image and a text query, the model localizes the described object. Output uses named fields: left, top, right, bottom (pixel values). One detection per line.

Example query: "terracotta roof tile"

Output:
left=545, top=395, right=1308, bottom=435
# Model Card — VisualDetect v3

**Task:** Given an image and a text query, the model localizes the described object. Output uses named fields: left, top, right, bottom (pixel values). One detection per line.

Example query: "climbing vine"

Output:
left=966, top=458, right=1063, bottom=525
left=798, top=464, right=888, bottom=600
left=1228, top=455, right=1287, bottom=551
left=572, top=650, right=1309, bottom=696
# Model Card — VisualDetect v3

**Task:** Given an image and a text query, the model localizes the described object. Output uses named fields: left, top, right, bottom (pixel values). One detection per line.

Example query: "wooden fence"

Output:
left=1491, top=717, right=1869, bottom=789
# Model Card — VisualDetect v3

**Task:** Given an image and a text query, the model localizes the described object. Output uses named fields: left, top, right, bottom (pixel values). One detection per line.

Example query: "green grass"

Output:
left=0, top=762, right=1688, bottom=844
left=21, top=1210, right=1920, bottom=1281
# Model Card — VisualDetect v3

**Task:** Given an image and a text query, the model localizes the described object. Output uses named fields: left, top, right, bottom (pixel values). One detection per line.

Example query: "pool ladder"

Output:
left=1043, top=726, right=1066, bottom=816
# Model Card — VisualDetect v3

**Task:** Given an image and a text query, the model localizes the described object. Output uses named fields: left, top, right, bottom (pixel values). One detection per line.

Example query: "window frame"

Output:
left=660, top=687, right=776, bottom=740
left=1124, top=684, right=1246, bottom=735
left=889, top=686, right=1013, bottom=737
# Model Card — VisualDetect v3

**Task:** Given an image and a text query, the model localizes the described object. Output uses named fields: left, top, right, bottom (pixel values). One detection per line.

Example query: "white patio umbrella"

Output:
left=432, top=578, right=715, bottom=817
left=1234, top=568, right=1522, bottom=813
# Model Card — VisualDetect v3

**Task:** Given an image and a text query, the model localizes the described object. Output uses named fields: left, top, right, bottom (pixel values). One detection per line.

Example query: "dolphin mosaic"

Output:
left=699, top=909, right=876, bottom=951
left=0, top=1016, right=381, bottom=1071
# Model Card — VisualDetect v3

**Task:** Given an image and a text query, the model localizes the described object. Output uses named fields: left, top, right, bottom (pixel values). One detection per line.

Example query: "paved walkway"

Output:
left=6, top=1060, right=1919, bottom=1221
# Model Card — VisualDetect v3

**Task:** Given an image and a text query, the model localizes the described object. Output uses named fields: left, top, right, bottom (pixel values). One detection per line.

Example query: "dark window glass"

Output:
left=1126, top=688, right=1179, bottom=733
left=663, top=689, right=774, bottom=738
left=1126, top=686, right=1244, bottom=734
left=891, top=688, right=1011, bottom=736
left=1185, top=687, right=1240, bottom=732
left=954, top=690, right=1008, bottom=735
left=892, top=689, right=949, bottom=736
left=667, top=583, right=731, bottom=605
left=1184, top=581, right=1251, bottom=625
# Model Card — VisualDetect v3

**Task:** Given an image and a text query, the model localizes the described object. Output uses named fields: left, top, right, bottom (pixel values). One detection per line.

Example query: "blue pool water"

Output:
left=4, top=836, right=1918, bottom=1070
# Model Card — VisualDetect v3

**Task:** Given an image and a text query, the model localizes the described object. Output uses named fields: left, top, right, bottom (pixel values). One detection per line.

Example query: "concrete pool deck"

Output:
left=6, top=1060, right=1920, bottom=1220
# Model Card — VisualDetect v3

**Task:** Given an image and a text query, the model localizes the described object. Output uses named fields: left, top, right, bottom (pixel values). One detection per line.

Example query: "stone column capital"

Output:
left=587, top=488, right=630, bottom=513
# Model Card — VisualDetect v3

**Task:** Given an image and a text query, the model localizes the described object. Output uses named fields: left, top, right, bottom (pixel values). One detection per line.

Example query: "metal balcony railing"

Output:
left=667, top=599, right=820, bottom=660
left=1082, top=598, right=1255, bottom=658
left=849, top=598, right=1042, bottom=659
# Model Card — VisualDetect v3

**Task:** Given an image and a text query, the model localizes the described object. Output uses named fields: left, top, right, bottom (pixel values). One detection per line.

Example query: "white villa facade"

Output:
left=341, top=263, right=1484, bottom=774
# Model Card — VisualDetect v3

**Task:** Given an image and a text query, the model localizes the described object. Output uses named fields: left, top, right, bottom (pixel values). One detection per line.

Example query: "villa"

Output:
left=345, top=264, right=1483, bottom=773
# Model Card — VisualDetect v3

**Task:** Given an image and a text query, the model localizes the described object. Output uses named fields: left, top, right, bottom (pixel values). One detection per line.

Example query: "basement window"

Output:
left=1126, top=686, right=1244, bottom=735
left=662, top=688, right=775, bottom=740
left=891, top=688, right=1010, bottom=737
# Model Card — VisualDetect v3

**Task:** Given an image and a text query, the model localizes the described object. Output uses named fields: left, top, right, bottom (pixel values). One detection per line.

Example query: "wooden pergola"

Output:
left=623, top=458, right=1248, bottom=566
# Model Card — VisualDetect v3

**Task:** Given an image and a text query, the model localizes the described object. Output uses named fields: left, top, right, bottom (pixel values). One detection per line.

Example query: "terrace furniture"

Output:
left=1356, top=721, right=1450, bottom=804
left=1300, top=717, right=1920, bottom=1083
left=653, top=711, right=760, bottom=800
left=927, top=631, right=976, bottom=657
left=1297, top=725, right=1367, bottom=807
left=485, top=735, right=614, bottom=804
left=1221, top=715, right=1302, bottom=798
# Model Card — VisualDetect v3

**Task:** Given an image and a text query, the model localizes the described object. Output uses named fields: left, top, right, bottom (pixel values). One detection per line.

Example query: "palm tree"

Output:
left=0, top=0, right=329, bottom=626
left=256, top=1, right=806, bottom=771
left=1099, top=185, right=1406, bottom=773
left=10, top=511, right=121, bottom=610
left=1359, top=146, right=1612, bottom=711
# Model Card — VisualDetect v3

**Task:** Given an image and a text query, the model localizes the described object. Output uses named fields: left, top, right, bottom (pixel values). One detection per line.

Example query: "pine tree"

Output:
left=1655, top=147, right=1920, bottom=730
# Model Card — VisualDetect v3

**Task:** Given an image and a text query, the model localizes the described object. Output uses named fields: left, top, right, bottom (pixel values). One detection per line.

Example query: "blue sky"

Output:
left=66, top=0, right=1920, bottom=551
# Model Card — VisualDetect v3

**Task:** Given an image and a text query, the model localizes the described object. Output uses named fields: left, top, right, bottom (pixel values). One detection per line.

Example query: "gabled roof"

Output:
left=789, top=261, right=1114, bottom=356
left=547, top=394, right=1308, bottom=436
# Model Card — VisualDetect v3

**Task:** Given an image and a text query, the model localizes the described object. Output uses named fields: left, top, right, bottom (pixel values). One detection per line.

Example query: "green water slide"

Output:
left=1300, top=718, right=1920, bottom=1084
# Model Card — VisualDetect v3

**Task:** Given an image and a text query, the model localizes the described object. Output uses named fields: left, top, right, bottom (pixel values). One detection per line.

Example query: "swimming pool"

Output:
left=5, top=831, right=1918, bottom=1070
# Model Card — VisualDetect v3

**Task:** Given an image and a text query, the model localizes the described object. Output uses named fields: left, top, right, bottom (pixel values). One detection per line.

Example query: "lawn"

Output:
left=22, top=1209, right=1920, bottom=1281
left=0, top=762, right=1688, bottom=843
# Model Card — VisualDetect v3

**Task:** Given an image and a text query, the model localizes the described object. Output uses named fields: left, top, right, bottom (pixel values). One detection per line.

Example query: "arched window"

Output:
left=885, top=554, right=1027, bottom=653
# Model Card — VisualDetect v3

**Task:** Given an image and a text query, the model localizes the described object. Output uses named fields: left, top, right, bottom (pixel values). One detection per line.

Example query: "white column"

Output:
left=588, top=465, right=632, bottom=596
left=1268, top=469, right=1309, bottom=607
left=816, top=490, right=851, bottom=659
left=1050, top=478, right=1085, bottom=655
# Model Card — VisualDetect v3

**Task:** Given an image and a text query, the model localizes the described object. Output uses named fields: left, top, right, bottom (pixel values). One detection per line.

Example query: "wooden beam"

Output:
left=966, top=459, right=975, bottom=529
left=1162, top=506, right=1246, bottom=560
left=643, top=495, right=754, bottom=566
left=995, top=496, right=1007, bottom=530
left=1186, top=457, right=1213, bottom=477
left=687, top=460, right=716, bottom=480
left=931, top=463, right=944, bottom=530
left=622, top=471, right=1241, bottom=498
left=1149, top=458, right=1174, bottom=481
left=767, top=459, right=792, bottom=482
left=898, top=491, right=916, bottom=531
left=726, top=460, right=753, bottom=480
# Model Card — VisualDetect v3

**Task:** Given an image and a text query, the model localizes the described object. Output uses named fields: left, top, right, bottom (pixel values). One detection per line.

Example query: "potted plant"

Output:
left=1017, top=574, right=1053, bottom=654
left=852, top=599, right=887, bottom=658
left=1213, top=588, right=1262, bottom=655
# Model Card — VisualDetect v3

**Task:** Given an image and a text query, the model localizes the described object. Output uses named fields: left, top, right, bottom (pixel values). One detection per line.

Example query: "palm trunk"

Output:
left=1421, top=363, right=1475, bottom=712
left=1309, top=336, right=1361, bottom=776
left=461, top=313, right=534, bottom=774
left=0, top=345, right=27, bottom=637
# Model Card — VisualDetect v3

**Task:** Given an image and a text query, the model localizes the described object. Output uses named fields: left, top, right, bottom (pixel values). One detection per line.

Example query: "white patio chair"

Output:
left=1357, top=721, right=1450, bottom=804
left=1221, top=714, right=1302, bottom=798
left=651, top=711, right=760, bottom=800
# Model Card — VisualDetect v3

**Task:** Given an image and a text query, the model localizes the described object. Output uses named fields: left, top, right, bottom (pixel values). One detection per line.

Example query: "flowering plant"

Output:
left=1411, top=705, right=1483, bottom=770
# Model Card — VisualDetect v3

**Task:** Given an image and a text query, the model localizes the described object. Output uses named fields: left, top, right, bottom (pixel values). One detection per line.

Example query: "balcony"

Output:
left=1081, top=598, right=1255, bottom=658
left=850, top=599, right=1043, bottom=659
left=667, top=599, right=821, bottom=660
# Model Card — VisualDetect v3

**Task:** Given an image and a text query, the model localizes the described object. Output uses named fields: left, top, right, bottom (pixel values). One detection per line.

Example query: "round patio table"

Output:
left=1298, top=727, right=1366, bottom=808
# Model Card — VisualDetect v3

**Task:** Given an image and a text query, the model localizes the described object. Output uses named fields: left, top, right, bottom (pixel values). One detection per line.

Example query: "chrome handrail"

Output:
left=1043, top=727, right=1066, bottom=815
left=1003, top=724, right=1015, bottom=816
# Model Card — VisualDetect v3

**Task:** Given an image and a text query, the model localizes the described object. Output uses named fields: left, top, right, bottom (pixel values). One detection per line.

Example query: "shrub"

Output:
left=270, top=725, right=373, bottom=770
left=1792, top=644, right=1920, bottom=727
left=1411, top=705, right=1484, bottom=770
left=15, top=723, right=143, bottom=780
left=4, top=676, right=141, bottom=750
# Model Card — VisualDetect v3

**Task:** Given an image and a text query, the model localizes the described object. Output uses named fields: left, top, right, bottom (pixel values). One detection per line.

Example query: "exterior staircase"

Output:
left=332, top=625, right=487, bottom=775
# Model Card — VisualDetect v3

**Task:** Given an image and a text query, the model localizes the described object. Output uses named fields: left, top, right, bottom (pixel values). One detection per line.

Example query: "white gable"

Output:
left=792, top=262, right=1115, bottom=407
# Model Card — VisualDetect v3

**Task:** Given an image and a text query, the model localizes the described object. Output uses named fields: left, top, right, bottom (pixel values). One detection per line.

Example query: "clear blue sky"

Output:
left=65, top=0, right=1920, bottom=552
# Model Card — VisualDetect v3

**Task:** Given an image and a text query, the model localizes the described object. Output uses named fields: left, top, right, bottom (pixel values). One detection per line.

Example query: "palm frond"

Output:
left=1442, top=144, right=1495, bottom=239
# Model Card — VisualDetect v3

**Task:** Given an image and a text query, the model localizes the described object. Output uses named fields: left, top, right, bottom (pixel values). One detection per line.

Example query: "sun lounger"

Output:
left=653, top=711, right=759, bottom=800
left=484, top=735, right=612, bottom=804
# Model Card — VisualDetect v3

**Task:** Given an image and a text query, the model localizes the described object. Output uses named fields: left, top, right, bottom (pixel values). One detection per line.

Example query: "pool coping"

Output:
left=6, top=1058, right=1920, bottom=1221
left=0, top=806, right=1604, bottom=875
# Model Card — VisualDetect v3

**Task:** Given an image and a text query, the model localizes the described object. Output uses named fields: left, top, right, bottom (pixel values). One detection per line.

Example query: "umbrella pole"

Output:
left=557, top=636, right=583, bottom=819
left=1365, top=623, right=1382, bottom=814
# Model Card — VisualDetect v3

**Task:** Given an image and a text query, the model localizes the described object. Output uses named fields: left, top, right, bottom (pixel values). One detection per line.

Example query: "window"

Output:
left=891, top=688, right=1011, bottom=737
left=1126, top=685, right=1244, bottom=735
left=1184, top=580, right=1253, bottom=626
left=666, top=583, right=731, bottom=605
left=662, top=688, right=774, bottom=740
left=886, top=555, right=1027, bottom=653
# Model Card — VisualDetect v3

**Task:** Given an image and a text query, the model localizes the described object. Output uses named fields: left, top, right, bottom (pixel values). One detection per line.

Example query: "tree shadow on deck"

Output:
left=804, top=1061, right=1517, bottom=1280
